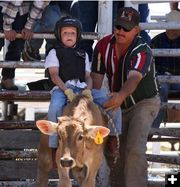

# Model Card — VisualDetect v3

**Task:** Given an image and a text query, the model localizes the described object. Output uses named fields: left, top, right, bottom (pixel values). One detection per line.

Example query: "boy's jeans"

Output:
left=48, top=87, right=122, bottom=148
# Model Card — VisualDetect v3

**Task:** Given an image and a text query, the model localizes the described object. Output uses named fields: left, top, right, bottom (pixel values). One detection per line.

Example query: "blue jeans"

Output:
left=29, top=4, right=61, bottom=53
left=0, top=10, right=28, bottom=79
left=78, top=1, right=98, bottom=61
left=92, top=88, right=122, bottom=136
left=48, top=86, right=82, bottom=148
left=48, top=88, right=122, bottom=148
left=139, top=4, right=151, bottom=44
left=152, top=82, right=180, bottom=128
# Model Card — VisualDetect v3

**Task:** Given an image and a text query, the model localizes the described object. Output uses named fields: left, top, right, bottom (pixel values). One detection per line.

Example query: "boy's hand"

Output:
left=82, top=89, right=93, bottom=101
left=64, top=89, right=76, bottom=102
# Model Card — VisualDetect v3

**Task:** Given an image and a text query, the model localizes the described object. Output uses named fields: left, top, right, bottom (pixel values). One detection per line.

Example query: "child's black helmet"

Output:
left=54, top=16, right=82, bottom=43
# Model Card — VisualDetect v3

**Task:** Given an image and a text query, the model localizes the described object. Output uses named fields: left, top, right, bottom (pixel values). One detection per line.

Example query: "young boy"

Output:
left=45, top=16, right=122, bottom=167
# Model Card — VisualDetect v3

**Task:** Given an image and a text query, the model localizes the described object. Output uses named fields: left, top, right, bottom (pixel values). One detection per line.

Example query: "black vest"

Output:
left=48, top=46, right=86, bottom=87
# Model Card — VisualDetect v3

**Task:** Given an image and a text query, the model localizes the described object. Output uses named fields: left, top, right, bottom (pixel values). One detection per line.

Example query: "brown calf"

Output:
left=36, top=95, right=110, bottom=187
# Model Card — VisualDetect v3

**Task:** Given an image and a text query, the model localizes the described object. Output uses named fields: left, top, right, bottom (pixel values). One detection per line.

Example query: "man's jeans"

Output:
left=48, top=88, right=122, bottom=148
left=118, top=96, right=160, bottom=187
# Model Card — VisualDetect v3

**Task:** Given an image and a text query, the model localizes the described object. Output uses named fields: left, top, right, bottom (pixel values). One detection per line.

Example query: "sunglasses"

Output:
left=115, top=25, right=132, bottom=32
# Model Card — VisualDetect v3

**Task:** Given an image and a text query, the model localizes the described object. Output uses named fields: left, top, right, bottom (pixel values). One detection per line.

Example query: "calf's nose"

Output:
left=60, top=158, right=74, bottom=167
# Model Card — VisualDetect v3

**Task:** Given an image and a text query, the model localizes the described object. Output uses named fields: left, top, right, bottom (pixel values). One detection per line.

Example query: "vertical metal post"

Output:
left=98, top=0, right=113, bottom=37
left=1, top=101, right=17, bottom=120
left=124, top=0, right=138, bottom=10
left=98, top=0, right=112, bottom=92
left=1, top=101, right=8, bottom=120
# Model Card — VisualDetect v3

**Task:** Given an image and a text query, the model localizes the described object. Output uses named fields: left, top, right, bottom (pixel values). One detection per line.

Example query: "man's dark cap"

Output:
left=114, top=7, right=140, bottom=31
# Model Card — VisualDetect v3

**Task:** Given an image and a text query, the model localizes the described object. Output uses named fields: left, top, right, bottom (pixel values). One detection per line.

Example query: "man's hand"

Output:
left=64, top=89, right=76, bottom=102
left=4, top=30, right=17, bottom=41
left=82, top=89, right=93, bottom=101
left=103, top=92, right=124, bottom=111
left=21, top=28, right=33, bottom=40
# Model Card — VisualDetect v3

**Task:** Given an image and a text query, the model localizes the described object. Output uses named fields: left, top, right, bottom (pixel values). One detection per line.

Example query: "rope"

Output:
left=98, top=106, right=120, bottom=164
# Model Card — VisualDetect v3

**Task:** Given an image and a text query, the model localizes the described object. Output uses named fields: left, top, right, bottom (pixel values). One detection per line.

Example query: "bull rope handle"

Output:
left=98, top=107, right=120, bottom=164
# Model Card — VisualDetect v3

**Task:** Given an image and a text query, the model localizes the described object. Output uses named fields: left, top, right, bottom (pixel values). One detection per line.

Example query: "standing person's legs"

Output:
left=22, top=4, right=61, bottom=61
left=139, top=4, right=151, bottom=44
left=0, top=7, right=4, bottom=51
left=78, top=1, right=98, bottom=62
left=58, top=0, right=79, bottom=18
left=119, top=97, right=160, bottom=187
left=1, top=13, right=28, bottom=90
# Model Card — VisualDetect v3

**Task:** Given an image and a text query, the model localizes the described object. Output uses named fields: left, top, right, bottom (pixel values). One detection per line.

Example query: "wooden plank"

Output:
left=0, top=150, right=37, bottom=159
left=0, top=160, right=37, bottom=179
left=0, top=121, right=36, bottom=129
left=149, top=128, right=180, bottom=138
left=0, top=130, right=40, bottom=149
left=148, top=137, right=180, bottom=142
left=148, top=181, right=165, bottom=187
left=0, top=161, right=58, bottom=180
left=0, top=180, right=79, bottom=187
left=146, top=154, right=180, bottom=165
left=1, top=150, right=180, bottom=165
left=0, top=181, right=37, bottom=187
left=0, top=90, right=180, bottom=110
left=0, top=128, right=179, bottom=149
left=0, top=91, right=50, bottom=101
left=0, top=61, right=44, bottom=69
left=0, top=180, right=164, bottom=187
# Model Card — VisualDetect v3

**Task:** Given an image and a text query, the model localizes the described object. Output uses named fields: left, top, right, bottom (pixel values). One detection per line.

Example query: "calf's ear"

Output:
left=88, top=126, right=110, bottom=138
left=36, top=120, right=58, bottom=135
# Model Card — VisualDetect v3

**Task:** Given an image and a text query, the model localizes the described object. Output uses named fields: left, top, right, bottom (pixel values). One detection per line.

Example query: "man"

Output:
left=91, top=7, right=160, bottom=187
left=151, top=10, right=180, bottom=126
left=0, top=1, right=49, bottom=90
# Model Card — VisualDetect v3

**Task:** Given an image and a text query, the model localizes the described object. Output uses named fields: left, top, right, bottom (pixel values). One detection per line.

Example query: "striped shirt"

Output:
left=151, top=32, right=180, bottom=75
left=0, top=1, right=50, bottom=31
left=92, top=34, right=159, bottom=109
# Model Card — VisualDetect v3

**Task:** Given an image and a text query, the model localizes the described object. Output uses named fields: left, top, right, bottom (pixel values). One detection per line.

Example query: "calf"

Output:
left=36, top=94, right=110, bottom=187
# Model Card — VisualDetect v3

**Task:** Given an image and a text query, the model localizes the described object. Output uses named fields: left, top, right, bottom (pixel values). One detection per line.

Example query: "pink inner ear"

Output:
left=43, top=125, right=49, bottom=133
left=37, top=121, right=49, bottom=132
left=37, top=121, right=44, bottom=127
left=99, top=127, right=110, bottom=138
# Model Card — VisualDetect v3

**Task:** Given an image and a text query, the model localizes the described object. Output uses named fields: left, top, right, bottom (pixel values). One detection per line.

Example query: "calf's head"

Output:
left=36, top=116, right=110, bottom=168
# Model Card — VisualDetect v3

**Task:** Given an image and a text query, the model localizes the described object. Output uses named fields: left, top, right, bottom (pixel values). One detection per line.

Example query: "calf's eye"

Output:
left=78, top=134, right=83, bottom=141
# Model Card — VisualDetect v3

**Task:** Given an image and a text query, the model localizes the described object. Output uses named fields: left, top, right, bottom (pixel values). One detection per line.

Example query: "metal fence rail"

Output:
left=0, top=32, right=100, bottom=40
